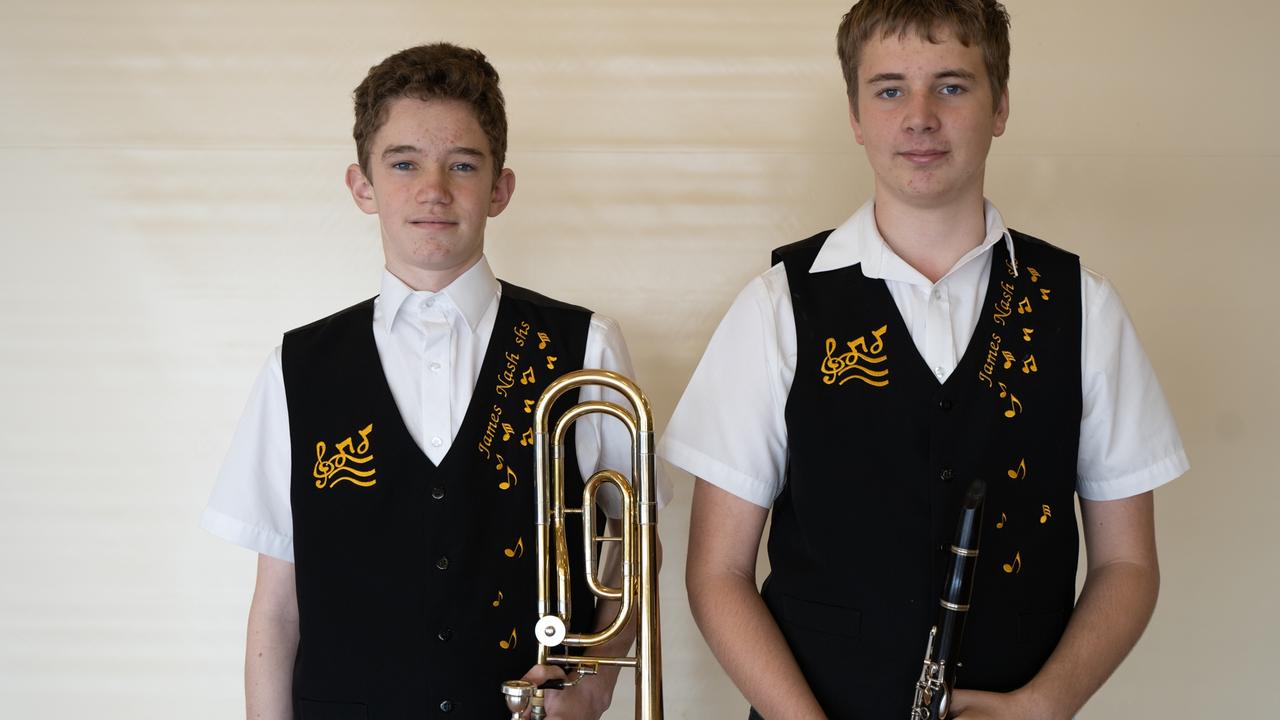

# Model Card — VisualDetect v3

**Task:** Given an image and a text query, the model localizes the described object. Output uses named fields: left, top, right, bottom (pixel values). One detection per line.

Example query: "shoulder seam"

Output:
left=499, top=280, right=592, bottom=315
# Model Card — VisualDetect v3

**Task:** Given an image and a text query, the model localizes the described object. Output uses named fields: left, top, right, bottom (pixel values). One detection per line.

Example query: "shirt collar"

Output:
left=377, top=256, right=500, bottom=334
left=809, top=198, right=1018, bottom=283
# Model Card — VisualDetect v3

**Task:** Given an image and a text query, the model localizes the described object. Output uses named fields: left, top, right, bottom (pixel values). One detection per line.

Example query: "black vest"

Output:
left=283, top=282, right=596, bottom=719
left=764, top=231, right=1083, bottom=718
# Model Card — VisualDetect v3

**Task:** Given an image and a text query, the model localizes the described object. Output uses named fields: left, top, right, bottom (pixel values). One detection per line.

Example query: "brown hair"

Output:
left=836, top=0, right=1010, bottom=114
left=352, top=43, right=508, bottom=180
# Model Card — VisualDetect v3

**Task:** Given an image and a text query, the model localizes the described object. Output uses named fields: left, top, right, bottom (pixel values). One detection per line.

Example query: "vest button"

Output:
left=939, top=468, right=954, bottom=482
left=437, top=628, right=453, bottom=642
left=439, top=699, right=453, bottom=712
left=435, top=556, right=450, bottom=570
left=431, top=486, right=445, bottom=500
left=938, top=398, right=952, bottom=412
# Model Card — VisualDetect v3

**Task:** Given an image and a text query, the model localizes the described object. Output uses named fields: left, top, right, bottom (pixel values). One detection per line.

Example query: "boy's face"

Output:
left=346, top=97, right=514, bottom=291
left=850, top=27, right=1008, bottom=209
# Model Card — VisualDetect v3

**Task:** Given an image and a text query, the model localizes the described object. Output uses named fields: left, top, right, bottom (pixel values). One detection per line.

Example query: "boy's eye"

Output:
left=392, top=161, right=415, bottom=171
left=877, top=88, right=902, bottom=99
left=940, top=85, right=966, bottom=96
left=451, top=162, right=476, bottom=172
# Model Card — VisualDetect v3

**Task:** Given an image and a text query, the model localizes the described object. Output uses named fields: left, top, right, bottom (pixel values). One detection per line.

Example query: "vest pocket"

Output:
left=296, top=698, right=368, bottom=720
left=779, top=594, right=861, bottom=640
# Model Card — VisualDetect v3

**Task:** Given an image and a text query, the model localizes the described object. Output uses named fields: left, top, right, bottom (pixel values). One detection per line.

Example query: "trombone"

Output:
left=501, top=369, right=664, bottom=720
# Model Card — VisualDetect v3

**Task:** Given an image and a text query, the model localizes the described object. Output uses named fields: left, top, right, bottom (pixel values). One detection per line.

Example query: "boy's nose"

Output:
left=903, top=94, right=940, bottom=134
left=416, top=169, right=451, bottom=203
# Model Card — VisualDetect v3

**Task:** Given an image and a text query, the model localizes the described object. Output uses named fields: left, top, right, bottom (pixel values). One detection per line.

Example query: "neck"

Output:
left=386, top=254, right=482, bottom=293
left=873, top=193, right=989, bottom=284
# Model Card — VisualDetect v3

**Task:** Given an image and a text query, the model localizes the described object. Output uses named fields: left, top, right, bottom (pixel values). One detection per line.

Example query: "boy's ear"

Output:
left=346, top=163, right=378, bottom=215
left=487, top=168, right=516, bottom=218
left=849, top=100, right=866, bottom=146
left=993, top=87, right=1010, bottom=138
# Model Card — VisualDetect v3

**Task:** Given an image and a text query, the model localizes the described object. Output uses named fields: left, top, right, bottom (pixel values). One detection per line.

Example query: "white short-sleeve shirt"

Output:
left=658, top=199, right=1189, bottom=508
left=202, top=256, right=672, bottom=562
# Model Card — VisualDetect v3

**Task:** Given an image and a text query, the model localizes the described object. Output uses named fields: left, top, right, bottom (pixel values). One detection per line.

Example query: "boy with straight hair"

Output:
left=662, top=1, right=1187, bottom=717
left=203, top=42, right=667, bottom=718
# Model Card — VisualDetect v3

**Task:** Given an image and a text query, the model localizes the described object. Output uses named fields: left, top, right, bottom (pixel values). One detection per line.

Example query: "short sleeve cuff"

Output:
left=657, top=436, right=776, bottom=509
left=1077, top=447, right=1190, bottom=501
left=200, top=506, right=294, bottom=563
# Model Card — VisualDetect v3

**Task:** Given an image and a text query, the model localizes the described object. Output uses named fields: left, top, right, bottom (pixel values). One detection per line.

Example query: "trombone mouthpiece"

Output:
left=501, top=680, right=535, bottom=716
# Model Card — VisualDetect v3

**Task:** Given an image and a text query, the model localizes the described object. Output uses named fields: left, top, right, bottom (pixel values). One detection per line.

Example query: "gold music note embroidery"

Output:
left=313, top=423, right=377, bottom=489
left=1022, top=355, right=1038, bottom=374
left=504, top=537, right=524, bottom=559
left=1028, top=267, right=1041, bottom=283
left=499, top=628, right=518, bottom=650
left=1017, top=297, right=1033, bottom=315
left=1007, top=458, right=1027, bottom=480
left=520, top=366, right=536, bottom=385
left=492, top=591, right=504, bottom=608
left=1040, top=505, right=1052, bottom=524
left=998, top=382, right=1022, bottom=418
left=495, top=453, right=504, bottom=471
left=546, top=355, right=557, bottom=370
left=498, top=466, right=518, bottom=490
left=1001, top=350, right=1016, bottom=370
left=996, top=512, right=1007, bottom=529
left=1022, top=327, right=1034, bottom=342
left=1003, top=551, right=1022, bottom=574
left=1040, top=288, right=1051, bottom=301
left=501, top=422, right=514, bottom=442
left=520, top=427, right=534, bottom=447
left=523, top=399, right=535, bottom=413
left=820, top=325, right=890, bottom=387
left=537, top=332, right=550, bottom=350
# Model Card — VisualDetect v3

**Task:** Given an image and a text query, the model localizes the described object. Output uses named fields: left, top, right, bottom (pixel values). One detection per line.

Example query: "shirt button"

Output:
left=429, top=361, right=442, bottom=372
left=431, top=486, right=445, bottom=500
left=423, top=298, right=435, bottom=308
left=431, top=436, right=443, bottom=448
left=938, top=398, right=952, bottom=412
left=939, top=468, right=954, bottom=482
left=439, top=699, right=453, bottom=713
left=933, top=289, right=942, bottom=301
left=435, top=556, right=450, bottom=571
left=437, top=628, right=453, bottom=642
left=934, top=366, right=945, bottom=378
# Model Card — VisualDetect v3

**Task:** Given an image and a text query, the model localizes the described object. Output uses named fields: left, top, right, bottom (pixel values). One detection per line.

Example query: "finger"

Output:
left=520, top=663, right=569, bottom=685
left=541, top=689, right=584, bottom=718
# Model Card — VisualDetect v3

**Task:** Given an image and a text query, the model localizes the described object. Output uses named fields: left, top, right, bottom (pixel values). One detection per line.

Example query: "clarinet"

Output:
left=910, top=478, right=987, bottom=720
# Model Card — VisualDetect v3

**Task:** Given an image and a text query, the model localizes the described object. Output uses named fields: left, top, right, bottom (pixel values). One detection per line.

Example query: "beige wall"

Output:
left=0, top=0, right=1274, bottom=716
